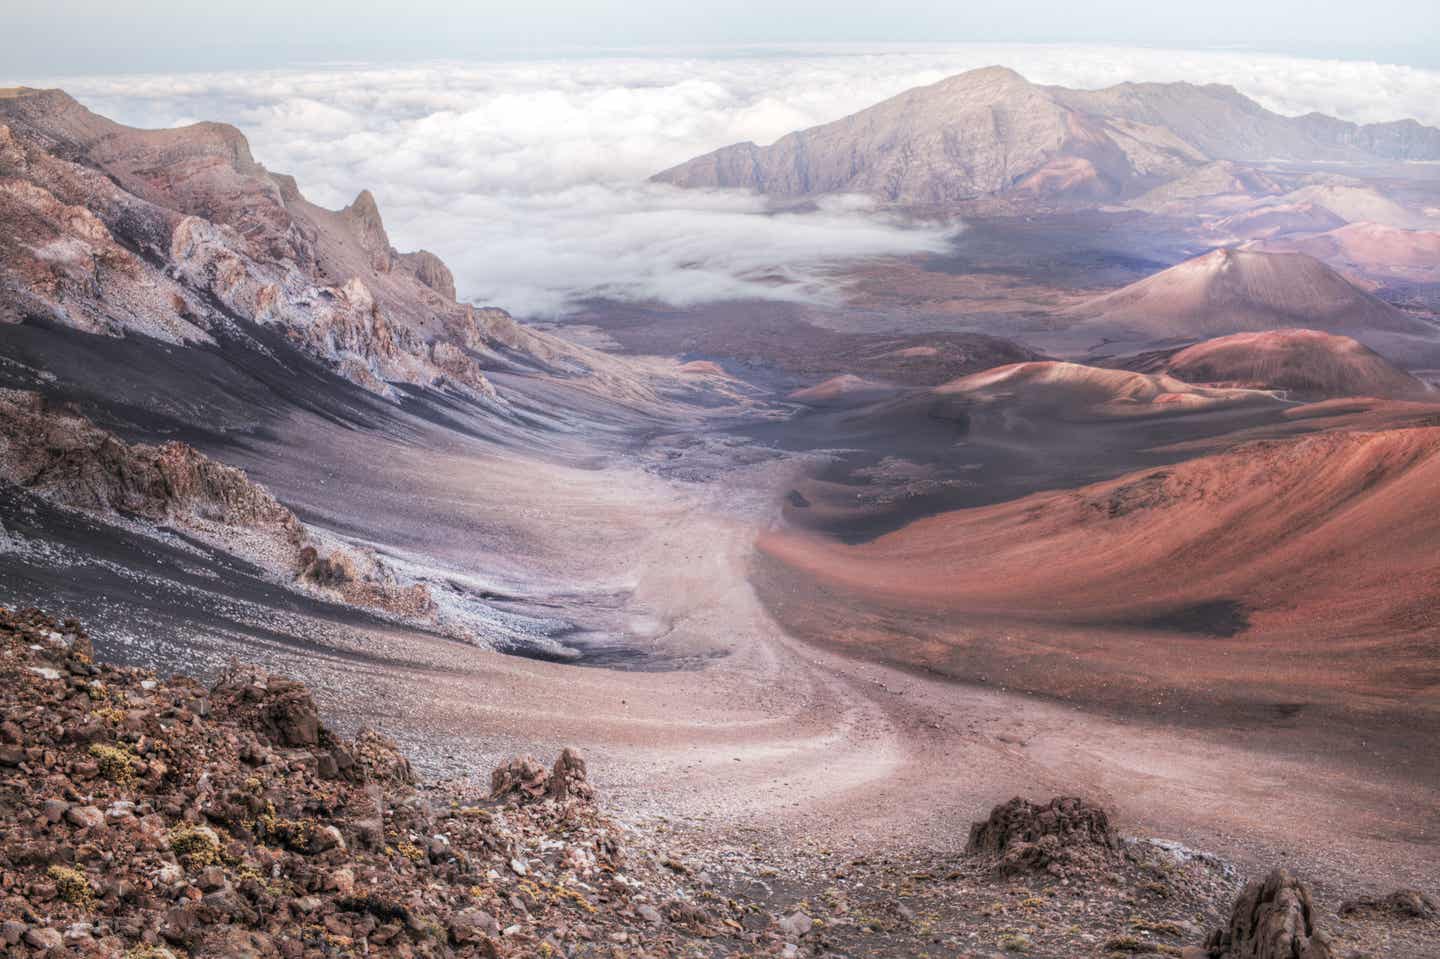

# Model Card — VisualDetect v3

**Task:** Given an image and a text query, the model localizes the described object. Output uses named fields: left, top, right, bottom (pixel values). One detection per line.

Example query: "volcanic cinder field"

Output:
left=3, top=54, right=1440, bottom=958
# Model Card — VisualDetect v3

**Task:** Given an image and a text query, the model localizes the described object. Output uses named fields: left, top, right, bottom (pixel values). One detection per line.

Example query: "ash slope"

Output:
left=758, top=418, right=1440, bottom=729
left=653, top=66, right=1440, bottom=206
left=0, top=87, right=759, bottom=671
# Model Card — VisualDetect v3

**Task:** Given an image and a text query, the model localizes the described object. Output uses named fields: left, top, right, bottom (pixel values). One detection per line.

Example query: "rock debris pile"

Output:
left=0, top=606, right=733, bottom=958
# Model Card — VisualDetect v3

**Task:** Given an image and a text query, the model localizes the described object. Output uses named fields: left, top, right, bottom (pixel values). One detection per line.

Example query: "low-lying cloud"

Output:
left=31, top=45, right=1440, bottom=317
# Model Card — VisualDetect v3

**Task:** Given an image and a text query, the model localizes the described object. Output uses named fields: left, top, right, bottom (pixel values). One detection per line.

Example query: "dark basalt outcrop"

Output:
left=0, top=390, right=437, bottom=623
left=1205, top=869, right=1332, bottom=959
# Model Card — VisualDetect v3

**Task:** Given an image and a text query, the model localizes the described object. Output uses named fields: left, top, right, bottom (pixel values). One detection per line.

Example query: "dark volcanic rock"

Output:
left=0, top=389, right=303, bottom=535
left=548, top=746, right=594, bottom=803
left=490, top=755, right=551, bottom=803
left=211, top=665, right=323, bottom=748
left=1338, top=888, right=1437, bottom=920
left=1205, top=868, right=1333, bottom=959
left=489, top=747, right=595, bottom=806
left=0, top=606, right=686, bottom=959
left=966, top=796, right=1120, bottom=877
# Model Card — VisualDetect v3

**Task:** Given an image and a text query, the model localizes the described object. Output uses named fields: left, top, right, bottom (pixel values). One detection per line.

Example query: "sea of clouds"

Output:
left=33, top=44, right=1440, bottom=317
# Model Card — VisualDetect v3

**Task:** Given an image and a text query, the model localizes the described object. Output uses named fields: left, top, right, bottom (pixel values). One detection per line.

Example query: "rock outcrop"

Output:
left=0, top=389, right=302, bottom=536
left=0, top=390, right=437, bottom=623
left=1205, top=869, right=1332, bottom=959
left=489, top=756, right=552, bottom=804
left=490, top=748, right=595, bottom=805
left=965, top=796, right=1120, bottom=878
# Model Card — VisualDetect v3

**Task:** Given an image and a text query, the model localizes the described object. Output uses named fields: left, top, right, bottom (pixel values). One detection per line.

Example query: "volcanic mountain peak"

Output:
left=1155, top=329, right=1432, bottom=399
left=654, top=67, right=1440, bottom=208
left=654, top=65, right=1099, bottom=205
left=1066, top=247, right=1428, bottom=340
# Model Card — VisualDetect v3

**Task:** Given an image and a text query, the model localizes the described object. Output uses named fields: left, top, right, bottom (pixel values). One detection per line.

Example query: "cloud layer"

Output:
left=35, top=45, right=1440, bottom=317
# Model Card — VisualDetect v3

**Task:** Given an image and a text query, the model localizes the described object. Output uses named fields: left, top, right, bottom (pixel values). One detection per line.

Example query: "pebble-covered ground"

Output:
left=4, top=605, right=1437, bottom=958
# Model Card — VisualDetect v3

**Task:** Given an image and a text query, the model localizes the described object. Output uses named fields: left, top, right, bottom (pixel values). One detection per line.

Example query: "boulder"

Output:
left=490, top=755, right=550, bottom=803
left=449, top=906, right=495, bottom=940
left=548, top=747, right=594, bottom=803
left=211, top=666, right=323, bottom=748
left=1338, top=888, right=1437, bottom=920
left=965, top=796, right=1118, bottom=877
left=64, top=805, right=106, bottom=830
left=1206, top=869, right=1332, bottom=959
left=23, top=926, right=63, bottom=950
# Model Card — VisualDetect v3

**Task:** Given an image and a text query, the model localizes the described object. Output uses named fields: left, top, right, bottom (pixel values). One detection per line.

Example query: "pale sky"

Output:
left=5, top=0, right=1439, bottom=77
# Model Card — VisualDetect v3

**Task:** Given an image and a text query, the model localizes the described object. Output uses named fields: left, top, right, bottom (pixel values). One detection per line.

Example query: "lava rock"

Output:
left=966, top=796, right=1119, bottom=877
left=1206, top=868, right=1332, bottom=959
left=1338, top=888, right=1437, bottom=920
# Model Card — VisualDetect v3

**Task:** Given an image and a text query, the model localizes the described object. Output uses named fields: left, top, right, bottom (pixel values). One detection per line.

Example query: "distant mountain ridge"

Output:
left=653, top=67, right=1440, bottom=206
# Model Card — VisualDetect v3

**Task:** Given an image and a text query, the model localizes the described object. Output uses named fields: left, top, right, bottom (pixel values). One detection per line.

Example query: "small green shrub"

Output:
left=89, top=743, right=137, bottom=787
left=47, top=864, right=94, bottom=907
left=168, top=825, right=222, bottom=869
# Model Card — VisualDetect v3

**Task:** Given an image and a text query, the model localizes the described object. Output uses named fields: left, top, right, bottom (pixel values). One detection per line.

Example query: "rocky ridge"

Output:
left=0, top=88, right=646, bottom=405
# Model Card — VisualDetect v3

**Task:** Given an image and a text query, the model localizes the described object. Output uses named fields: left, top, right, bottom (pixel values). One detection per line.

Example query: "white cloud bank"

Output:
left=36, top=45, right=1440, bottom=317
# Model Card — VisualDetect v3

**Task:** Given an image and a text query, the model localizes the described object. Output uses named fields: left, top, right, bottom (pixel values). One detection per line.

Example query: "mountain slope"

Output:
left=1065, top=248, right=1429, bottom=339
left=654, top=67, right=1440, bottom=207
left=1258, top=222, right=1440, bottom=281
left=763, top=425, right=1440, bottom=622
left=653, top=67, right=1202, bottom=204
left=757, top=424, right=1440, bottom=721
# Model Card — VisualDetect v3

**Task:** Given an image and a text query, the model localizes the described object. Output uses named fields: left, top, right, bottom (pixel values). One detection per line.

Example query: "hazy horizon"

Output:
left=5, top=0, right=1440, bottom=76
